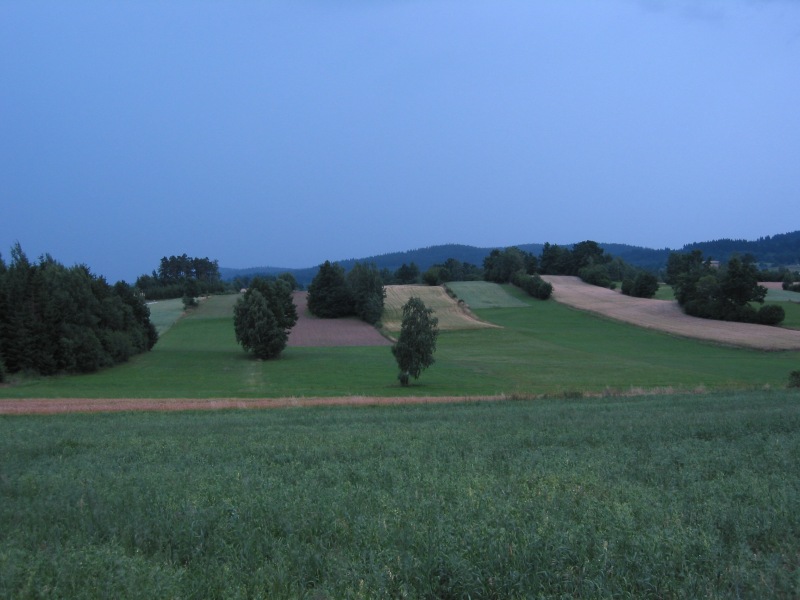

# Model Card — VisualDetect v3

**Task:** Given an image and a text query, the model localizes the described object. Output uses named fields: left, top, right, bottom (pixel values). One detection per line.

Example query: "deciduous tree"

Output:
left=391, top=297, right=439, bottom=386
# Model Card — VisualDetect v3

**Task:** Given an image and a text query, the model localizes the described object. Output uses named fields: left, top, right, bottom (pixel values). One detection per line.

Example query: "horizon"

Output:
left=3, top=1, right=799, bottom=282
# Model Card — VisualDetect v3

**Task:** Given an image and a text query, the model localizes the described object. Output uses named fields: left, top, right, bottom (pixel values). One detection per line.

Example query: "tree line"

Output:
left=666, top=251, right=784, bottom=325
left=0, top=244, right=157, bottom=381
left=135, top=254, right=226, bottom=300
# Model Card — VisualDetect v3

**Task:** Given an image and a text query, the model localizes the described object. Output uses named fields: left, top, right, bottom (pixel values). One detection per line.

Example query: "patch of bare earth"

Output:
left=542, top=275, right=800, bottom=351
left=287, top=292, right=392, bottom=347
left=0, top=395, right=511, bottom=415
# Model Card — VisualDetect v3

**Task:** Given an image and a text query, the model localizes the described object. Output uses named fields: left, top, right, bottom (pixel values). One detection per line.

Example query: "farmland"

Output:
left=2, top=285, right=799, bottom=402
left=0, top=284, right=800, bottom=599
left=2, top=281, right=800, bottom=598
left=543, top=276, right=800, bottom=350
left=2, top=391, right=800, bottom=598
left=381, top=285, right=498, bottom=332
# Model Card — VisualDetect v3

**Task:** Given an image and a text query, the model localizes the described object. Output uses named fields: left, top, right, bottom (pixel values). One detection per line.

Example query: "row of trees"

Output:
left=0, top=244, right=157, bottom=379
left=422, top=258, right=483, bottom=285
left=666, top=251, right=784, bottom=325
left=135, top=254, right=225, bottom=300
left=307, top=261, right=386, bottom=325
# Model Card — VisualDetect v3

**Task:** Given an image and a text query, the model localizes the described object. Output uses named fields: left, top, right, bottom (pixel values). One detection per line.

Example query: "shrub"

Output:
left=511, top=271, right=552, bottom=300
left=578, top=264, right=612, bottom=288
left=622, top=272, right=659, bottom=299
left=757, top=304, right=786, bottom=326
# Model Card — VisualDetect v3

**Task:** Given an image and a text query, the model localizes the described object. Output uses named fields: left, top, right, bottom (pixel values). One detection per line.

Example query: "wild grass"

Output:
left=2, top=390, right=799, bottom=598
left=1, top=289, right=798, bottom=399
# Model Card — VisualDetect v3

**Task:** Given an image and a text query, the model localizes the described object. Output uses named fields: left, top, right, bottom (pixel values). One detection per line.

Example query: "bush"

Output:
left=622, top=272, right=659, bottom=298
left=578, top=264, right=612, bottom=288
left=757, top=304, right=786, bottom=326
left=511, top=271, right=552, bottom=300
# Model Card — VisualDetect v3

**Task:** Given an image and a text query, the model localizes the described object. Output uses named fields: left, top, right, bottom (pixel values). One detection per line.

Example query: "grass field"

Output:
left=2, top=286, right=799, bottom=399
left=2, top=391, right=799, bottom=598
left=146, top=298, right=187, bottom=335
left=445, top=281, right=530, bottom=308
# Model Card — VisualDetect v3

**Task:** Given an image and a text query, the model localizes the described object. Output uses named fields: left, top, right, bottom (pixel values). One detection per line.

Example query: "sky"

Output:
left=2, top=1, right=799, bottom=283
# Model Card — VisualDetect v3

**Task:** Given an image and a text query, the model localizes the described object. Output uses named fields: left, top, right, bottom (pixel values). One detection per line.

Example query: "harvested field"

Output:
left=543, top=275, right=800, bottom=351
left=382, top=285, right=499, bottom=333
left=288, top=292, right=391, bottom=347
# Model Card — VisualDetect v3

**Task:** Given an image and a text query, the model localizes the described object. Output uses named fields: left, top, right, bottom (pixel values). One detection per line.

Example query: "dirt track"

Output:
left=542, top=275, right=800, bottom=351
left=0, top=395, right=509, bottom=415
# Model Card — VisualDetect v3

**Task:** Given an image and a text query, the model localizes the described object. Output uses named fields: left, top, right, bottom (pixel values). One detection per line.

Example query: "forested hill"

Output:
left=682, top=230, right=800, bottom=266
left=221, top=231, right=800, bottom=285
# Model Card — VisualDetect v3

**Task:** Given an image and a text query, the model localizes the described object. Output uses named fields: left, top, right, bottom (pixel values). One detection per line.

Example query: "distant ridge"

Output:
left=220, top=231, right=800, bottom=286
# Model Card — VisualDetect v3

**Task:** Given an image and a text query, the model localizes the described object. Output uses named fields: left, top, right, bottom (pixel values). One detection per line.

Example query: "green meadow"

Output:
left=1, top=285, right=798, bottom=399
left=2, top=391, right=800, bottom=598
left=146, top=298, right=188, bottom=336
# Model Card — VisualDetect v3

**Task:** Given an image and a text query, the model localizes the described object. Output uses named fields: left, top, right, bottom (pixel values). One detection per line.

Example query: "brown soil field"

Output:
left=542, top=275, right=800, bottom=351
left=288, top=292, right=392, bottom=347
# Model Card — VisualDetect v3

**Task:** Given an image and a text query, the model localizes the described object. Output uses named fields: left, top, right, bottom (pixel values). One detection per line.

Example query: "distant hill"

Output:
left=221, top=231, right=800, bottom=286
left=682, top=231, right=800, bottom=266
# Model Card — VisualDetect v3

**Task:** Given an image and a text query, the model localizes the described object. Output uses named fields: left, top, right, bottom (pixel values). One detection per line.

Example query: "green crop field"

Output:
left=778, top=302, right=800, bottom=329
left=445, top=281, right=530, bottom=308
left=2, top=286, right=798, bottom=399
left=2, top=391, right=800, bottom=598
left=766, top=287, right=800, bottom=302
left=146, top=298, right=187, bottom=335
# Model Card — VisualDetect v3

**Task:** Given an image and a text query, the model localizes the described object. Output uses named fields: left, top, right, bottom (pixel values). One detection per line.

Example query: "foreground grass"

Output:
left=2, top=390, right=799, bottom=598
left=2, top=289, right=798, bottom=399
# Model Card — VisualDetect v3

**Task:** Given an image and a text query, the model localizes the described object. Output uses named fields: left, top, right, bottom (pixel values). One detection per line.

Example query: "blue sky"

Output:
left=2, top=1, right=799, bottom=283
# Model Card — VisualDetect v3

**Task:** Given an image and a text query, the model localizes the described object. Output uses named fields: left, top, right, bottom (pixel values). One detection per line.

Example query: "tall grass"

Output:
left=2, top=390, right=799, bottom=598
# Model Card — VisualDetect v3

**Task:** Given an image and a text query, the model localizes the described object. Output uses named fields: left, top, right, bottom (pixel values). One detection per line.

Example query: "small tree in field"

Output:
left=233, top=288, right=290, bottom=360
left=392, top=297, right=439, bottom=386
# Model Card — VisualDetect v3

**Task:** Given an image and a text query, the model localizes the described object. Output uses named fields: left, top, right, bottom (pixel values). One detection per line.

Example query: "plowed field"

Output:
left=287, top=292, right=391, bottom=347
left=543, top=275, right=800, bottom=351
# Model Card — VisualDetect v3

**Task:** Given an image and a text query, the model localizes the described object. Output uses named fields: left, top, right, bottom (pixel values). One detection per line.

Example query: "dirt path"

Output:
left=0, top=395, right=509, bottom=415
left=542, top=275, right=800, bottom=351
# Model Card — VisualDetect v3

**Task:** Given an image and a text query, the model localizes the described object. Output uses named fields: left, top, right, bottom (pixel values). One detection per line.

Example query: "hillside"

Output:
left=220, top=231, right=800, bottom=286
